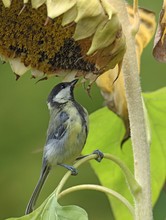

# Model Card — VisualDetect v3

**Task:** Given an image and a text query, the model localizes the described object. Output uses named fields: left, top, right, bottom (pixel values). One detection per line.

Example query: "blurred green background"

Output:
left=0, top=1, right=166, bottom=219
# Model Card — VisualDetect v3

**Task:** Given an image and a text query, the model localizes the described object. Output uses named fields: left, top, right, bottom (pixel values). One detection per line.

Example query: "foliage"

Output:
left=6, top=191, right=88, bottom=220
left=83, top=88, right=166, bottom=219
left=4, top=88, right=166, bottom=220
left=0, top=0, right=166, bottom=219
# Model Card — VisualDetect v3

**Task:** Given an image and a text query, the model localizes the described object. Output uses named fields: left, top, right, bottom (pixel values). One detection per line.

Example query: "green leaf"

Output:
left=83, top=107, right=134, bottom=220
left=6, top=191, right=88, bottom=220
left=143, top=88, right=166, bottom=203
left=83, top=87, right=166, bottom=220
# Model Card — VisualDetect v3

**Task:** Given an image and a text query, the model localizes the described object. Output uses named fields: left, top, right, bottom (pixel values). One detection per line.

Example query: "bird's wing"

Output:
left=46, top=111, right=69, bottom=143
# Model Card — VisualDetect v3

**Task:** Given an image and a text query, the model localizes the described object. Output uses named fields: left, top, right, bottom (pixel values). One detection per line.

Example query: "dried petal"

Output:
left=100, top=0, right=115, bottom=19
left=62, top=5, right=77, bottom=26
left=31, top=69, right=44, bottom=78
left=2, top=0, right=11, bottom=7
left=87, top=14, right=121, bottom=55
left=9, top=58, right=30, bottom=76
left=97, top=6, right=156, bottom=144
left=75, top=0, right=103, bottom=22
left=46, top=0, right=76, bottom=19
left=73, top=15, right=104, bottom=40
left=153, top=0, right=166, bottom=62
left=95, top=33, right=126, bottom=70
left=31, top=0, right=46, bottom=9
left=0, top=54, right=7, bottom=62
left=127, top=6, right=156, bottom=55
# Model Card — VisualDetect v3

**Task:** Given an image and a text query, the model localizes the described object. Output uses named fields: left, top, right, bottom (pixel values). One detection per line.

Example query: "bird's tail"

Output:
left=25, top=162, right=50, bottom=214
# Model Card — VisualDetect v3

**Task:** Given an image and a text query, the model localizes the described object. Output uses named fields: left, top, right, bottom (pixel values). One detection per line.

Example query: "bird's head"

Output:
left=47, top=79, right=78, bottom=107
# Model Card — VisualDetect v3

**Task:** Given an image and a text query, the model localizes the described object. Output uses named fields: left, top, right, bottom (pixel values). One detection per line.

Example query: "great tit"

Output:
left=25, top=79, right=89, bottom=214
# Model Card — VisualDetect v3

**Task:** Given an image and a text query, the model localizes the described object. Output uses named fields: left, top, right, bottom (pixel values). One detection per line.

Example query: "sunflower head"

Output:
left=0, top=0, right=126, bottom=82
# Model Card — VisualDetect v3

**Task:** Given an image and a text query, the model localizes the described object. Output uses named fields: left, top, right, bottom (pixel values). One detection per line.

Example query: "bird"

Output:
left=25, top=79, right=89, bottom=214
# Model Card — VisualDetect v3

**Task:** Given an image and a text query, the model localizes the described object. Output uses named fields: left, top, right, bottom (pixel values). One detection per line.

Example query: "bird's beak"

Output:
left=70, top=79, right=79, bottom=87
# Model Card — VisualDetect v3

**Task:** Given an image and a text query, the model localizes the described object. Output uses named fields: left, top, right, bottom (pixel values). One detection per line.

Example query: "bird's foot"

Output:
left=59, top=163, right=78, bottom=176
left=93, top=150, right=104, bottom=162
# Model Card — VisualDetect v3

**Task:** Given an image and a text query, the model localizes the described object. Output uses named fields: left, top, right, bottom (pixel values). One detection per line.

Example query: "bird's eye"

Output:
left=60, top=84, right=66, bottom=89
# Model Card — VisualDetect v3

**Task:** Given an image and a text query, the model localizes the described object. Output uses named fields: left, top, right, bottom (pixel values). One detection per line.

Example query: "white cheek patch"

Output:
left=53, top=87, right=71, bottom=103
left=47, top=102, right=52, bottom=110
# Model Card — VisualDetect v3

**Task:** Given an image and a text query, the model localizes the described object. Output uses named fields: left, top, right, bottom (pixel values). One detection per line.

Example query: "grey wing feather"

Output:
left=46, top=111, right=69, bottom=144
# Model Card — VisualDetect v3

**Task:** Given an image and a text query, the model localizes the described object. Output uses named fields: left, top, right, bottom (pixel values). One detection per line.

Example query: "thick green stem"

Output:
left=108, top=0, right=153, bottom=219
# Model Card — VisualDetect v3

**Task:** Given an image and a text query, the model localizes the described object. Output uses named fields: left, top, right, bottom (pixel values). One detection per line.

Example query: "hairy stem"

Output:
left=58, top=184, right=134, bottom=216
left=108, top=0, right=153, bottom=219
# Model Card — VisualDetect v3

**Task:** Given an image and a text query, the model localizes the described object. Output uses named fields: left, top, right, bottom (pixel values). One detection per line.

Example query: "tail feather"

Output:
left=25, top=163, right=50, bottom=214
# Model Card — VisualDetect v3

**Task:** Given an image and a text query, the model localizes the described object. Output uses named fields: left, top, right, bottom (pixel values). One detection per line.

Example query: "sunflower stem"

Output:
left=108, top=0, right=153, bottom=219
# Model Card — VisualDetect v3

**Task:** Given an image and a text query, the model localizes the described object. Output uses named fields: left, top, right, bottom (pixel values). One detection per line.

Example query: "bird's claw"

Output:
left=58, top=163, right=78, bottom=176
left=69, top=166, right=78, bottom=176
left=93, top=150, right=104, bottom=162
